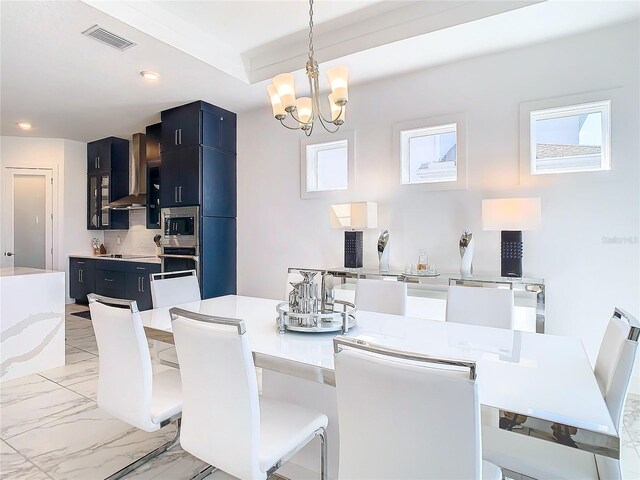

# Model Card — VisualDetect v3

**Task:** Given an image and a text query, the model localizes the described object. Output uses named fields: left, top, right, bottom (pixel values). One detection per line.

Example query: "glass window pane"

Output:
left=402, top=126, right=457, bottom=184
left=530, top=101, right=609, bottom=175
left=316, top=147, right=348, bottom=191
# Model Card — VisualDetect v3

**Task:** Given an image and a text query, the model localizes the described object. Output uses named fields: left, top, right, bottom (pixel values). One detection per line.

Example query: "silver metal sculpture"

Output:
left=377, top=230, right=390, bottom=272
left=459, top=230, right=474, bottom=278
left=277, top=270, right=355, bottom=334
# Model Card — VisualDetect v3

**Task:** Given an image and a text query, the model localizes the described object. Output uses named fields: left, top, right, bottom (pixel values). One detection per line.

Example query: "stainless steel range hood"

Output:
left=107, top=133, right=147, bottom=210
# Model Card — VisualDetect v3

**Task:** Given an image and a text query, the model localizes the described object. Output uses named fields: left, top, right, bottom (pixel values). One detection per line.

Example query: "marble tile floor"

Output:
left=0, top=304, right=639, bottom=479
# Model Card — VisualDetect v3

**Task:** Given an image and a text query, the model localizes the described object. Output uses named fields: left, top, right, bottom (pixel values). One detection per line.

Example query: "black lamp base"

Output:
left=501, top=230, right=523, bottom=278
left=344, top=231, right=363, bottom=268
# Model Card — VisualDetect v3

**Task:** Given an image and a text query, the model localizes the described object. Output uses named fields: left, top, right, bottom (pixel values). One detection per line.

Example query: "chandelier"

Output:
left=266, top=0, right=349, bottom=136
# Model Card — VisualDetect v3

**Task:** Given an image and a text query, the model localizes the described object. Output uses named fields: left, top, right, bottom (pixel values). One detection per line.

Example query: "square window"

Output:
left=394, top=114, right=466, bottom=191
left=401, top=124, right=458, bottom=184
left=307, top=140, right=348, bottom=192
left=300, top=131, right=355, bottom=199
left=529, top=101, right=610, bottom=175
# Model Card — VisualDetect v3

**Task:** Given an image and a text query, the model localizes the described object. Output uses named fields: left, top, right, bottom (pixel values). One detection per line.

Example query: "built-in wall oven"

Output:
left=159, top=206, right=199, bottom=278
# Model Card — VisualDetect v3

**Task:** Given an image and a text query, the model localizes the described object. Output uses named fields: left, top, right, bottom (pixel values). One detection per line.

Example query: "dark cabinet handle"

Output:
left=179, top=129, right=182, bottom=145
left=105, top=278, right=113, bottom=282
left=174, top=129, right=178, bottom=145
left=174, top=187, right=178, bottom=203
left=136, top=267, right=146, bottom=270
left=178, top=186, right=182, bottom=203
left=97, top=155, right=100, bottom=169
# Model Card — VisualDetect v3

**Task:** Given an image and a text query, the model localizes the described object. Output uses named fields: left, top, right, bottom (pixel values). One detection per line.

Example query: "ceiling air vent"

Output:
left=82, top=25, right=136, bottom=51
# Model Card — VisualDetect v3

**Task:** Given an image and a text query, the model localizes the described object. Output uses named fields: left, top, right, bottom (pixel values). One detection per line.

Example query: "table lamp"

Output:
left=330, top=202, right=378, bottom=268
left=482, top=198, right=541, bottom=278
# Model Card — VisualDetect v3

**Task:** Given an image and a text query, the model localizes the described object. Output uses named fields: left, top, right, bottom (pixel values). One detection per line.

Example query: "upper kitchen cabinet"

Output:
left=146, top=123, right=162, bottom=229
left=87, top=137, right=128, bottom=173
left=86, top=136, right=129, bottom=230
left=161, top=101, right=237, bottom=154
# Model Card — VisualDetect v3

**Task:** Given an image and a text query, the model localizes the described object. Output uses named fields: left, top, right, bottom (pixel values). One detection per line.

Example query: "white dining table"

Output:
left=138, top=294, right=619, bottom=469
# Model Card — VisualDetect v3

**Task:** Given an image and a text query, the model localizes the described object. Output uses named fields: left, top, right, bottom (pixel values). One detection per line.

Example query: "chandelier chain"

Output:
left=308, top=0, right=314, bottom=61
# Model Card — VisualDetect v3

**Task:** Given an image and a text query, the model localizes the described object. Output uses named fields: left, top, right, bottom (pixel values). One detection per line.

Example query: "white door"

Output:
left=1, top=167, right=54, bottom=269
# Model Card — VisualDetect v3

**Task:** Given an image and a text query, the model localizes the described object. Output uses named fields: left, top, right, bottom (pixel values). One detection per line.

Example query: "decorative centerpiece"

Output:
left=377, top=230, right=390, bottom=272
left=459, top=229, right=474, bottom=277
left=276, top=270, right=356, bottom=334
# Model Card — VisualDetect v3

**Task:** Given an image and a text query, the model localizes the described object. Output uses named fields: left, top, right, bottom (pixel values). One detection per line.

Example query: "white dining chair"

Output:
left=88, top=294, right=182, bottom=480
left=150, top=270, right=200, bottom=367
left=333, top=336, right=502, bottom=480
left=483, top=307, right=639, bottom=479
left=354, top=278, right=407, bottom=315
left=446, top=285, right=514, bottom=329
left=170, top=307, right=329, bottom=480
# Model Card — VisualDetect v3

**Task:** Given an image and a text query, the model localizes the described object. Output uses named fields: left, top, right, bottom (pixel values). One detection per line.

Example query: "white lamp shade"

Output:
left=296, top=97, right=313, bottom=124
left=272, top=73, right=296, bottom=110
left=482, top=198, right=541, bottom=231
left=330, top=202, right=377, bottom=229
left=328, top=93, right=345, bottom=123
left=327, top=66, right=349, bottom=104
left=267, top=84, right=286, bottom=118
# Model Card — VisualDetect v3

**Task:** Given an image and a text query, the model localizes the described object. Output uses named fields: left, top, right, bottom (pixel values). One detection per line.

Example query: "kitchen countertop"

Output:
left=69, top=254, right=161, bottom=264
left=0, top=267, right=64, bottom=278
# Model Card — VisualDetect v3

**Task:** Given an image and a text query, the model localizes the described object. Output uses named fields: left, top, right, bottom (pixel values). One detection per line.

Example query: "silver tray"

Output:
left=276, top=301, right=356, bottom=334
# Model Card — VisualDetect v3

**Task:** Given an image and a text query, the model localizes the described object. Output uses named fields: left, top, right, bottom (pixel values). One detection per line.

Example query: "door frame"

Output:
left=1, top=166, right=55, bottom=270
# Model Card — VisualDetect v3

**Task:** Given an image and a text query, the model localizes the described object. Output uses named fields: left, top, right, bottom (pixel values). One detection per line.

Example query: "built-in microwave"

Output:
left=160, top=206, right=199, bottom=247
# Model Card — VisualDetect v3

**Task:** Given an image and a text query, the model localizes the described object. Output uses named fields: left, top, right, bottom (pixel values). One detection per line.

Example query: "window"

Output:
left=300, top=131, right=355, bottom=199
left=529, top=101, right=610, bottom=175
left=394, top=114, right=467, bottom=191
left=401, top=124, right=457, bottom=184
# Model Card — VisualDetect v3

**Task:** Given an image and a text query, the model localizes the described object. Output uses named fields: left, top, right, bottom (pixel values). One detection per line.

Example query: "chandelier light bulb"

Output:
left=327, top=66, right=349, bottom=105
left=17, top=122, right=32, bottom=130
left=267, top=84, right=286, bottom=119
left=296, top=97, right=313, bottom=126
left=272, top=73, right=296, bottom=111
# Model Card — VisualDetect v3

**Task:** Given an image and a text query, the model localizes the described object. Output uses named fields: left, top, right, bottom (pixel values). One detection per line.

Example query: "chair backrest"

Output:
left=150, top=270, right=200, bottom=308
left=333, top=336, right=481, bottom=480
left=446, top=285, right=514, bottom=330
left=354, top=278, right=407, bottom=315
left=88, top=294, right=156, bottom=431
left=594, top=308, right=639, bottom=430
left=170, top=308, right=262, bottom=479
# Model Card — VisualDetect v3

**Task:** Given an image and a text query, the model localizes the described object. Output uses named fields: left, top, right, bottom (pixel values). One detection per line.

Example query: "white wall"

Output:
left=237, top=22, right=640, bottom=387
left=0, top=136, right=99, bottom=302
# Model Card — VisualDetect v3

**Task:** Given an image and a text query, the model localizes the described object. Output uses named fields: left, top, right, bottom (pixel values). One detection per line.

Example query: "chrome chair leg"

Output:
left=319, top=427, right=327, bottom=480
left=105, top=419, right=181, bottom=480
left=188, top=465, right=217, bottom=480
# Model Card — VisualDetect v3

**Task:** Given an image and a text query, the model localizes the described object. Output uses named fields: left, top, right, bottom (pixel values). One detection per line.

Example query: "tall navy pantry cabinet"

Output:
left=160, top=101, right=237, bottom=299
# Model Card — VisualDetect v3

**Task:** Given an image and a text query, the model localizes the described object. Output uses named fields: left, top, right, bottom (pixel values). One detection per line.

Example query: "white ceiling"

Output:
left=1, top=0, right=638, bottom=142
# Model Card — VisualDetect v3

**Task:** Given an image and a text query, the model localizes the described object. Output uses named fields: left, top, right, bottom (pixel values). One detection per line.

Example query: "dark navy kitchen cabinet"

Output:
left=202, top=147, right=236, bottom=218
left=161, top=101, right=237, bottom=154
left=146, top=123, right=162, bottom=229
left=125, top=262, right=160, bottom=311
left=160, top=146, right=200, bottom=208
left=200, top=216, right=236, bottom=299
left=69, top=257, right=160, bottom=310
left=69, top=258, right=95, bottom=302
left=86, top=137, right=129, bottom=230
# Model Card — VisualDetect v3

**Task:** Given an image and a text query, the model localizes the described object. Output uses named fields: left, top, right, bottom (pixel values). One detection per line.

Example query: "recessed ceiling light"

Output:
left=140, top=70, right=160, bottom=80
left=17, top=122, right=31, bottom=130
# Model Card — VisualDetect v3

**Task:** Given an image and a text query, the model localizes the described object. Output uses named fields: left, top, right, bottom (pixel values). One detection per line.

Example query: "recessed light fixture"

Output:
left=140, top=70, right=160, bottom=80
left=17, top=122, right=31, bottom=130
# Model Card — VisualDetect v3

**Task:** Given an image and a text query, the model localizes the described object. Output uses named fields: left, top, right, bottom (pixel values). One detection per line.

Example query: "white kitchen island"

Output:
left=0, top=267, right=65, bottom=381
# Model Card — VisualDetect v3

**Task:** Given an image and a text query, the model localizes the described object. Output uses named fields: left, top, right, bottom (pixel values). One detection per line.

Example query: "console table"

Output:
left=288, top=267, right=546, bottom=333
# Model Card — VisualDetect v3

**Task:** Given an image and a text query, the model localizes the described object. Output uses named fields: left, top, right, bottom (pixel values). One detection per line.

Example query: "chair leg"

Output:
left=105, top=419, right=181, bottom=480
left=319, top=427, right=327, bottom=480
left=188, top=465, right=217, bottom=480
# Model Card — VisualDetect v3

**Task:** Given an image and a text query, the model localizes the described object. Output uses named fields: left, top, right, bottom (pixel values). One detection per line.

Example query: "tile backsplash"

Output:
left=103, top=210, right=159, bottom=255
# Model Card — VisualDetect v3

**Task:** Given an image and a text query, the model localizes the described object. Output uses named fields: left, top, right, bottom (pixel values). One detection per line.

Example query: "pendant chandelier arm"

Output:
left=279, top=118, right=304, bottom=131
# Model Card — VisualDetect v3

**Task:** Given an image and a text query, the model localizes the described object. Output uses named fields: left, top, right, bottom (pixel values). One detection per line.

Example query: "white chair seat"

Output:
left=482, top=460, right=503, bottom=480
left=482, top=427, right=606, bottom=480
left=150, top=369, right=182, bottom=424
left=259, top=396, right=329, bottom=471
